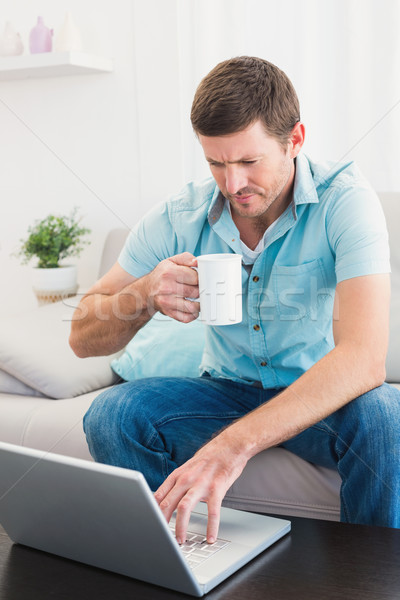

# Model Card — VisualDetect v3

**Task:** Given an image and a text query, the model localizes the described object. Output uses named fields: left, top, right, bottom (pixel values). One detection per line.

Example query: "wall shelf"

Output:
left=0, top=52, right=113, bottom=80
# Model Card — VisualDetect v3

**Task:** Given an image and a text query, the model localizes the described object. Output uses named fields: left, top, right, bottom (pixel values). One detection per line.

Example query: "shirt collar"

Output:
left=293, top=153, right=319, bottom=206
left=207, top=185, right=225, bottom=225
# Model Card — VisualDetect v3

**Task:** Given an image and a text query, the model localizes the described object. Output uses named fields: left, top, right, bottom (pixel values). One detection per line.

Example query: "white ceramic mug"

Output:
left=196, top=254, right=242, bottom=325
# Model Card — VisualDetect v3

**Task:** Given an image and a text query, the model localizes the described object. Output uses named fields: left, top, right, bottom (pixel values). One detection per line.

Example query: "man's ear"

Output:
left=289, top=122, right=305, bottom=158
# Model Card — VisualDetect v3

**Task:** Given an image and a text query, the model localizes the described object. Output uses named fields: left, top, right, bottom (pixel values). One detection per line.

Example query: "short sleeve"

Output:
left=118, top=201, right=177, bottom=278
left=326, top=184, right=390, bottom=283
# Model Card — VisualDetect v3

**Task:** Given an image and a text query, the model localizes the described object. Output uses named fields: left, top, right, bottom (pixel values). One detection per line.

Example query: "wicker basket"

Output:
left=33, top=285, right=78, bottom=306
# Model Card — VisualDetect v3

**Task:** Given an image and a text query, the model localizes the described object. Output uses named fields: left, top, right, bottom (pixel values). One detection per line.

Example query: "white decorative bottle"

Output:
left=0, top=22, right=24, bottom=56
left=55, top=12, right=83, bottom=52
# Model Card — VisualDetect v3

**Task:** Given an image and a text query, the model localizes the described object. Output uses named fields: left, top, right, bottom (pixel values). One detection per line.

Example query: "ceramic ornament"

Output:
left=0, top=22, right=24, bottom=56
left=29, top=16, right=53, bottom=54
left=55, top=12, right=83, bottom=52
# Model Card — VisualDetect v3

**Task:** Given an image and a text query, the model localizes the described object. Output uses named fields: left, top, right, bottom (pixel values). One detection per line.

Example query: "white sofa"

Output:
left=1, top=193, right=399, bottom=522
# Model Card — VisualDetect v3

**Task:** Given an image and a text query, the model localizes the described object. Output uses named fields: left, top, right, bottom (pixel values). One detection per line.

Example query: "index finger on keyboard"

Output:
left=205, top=496, right=223, bottom=544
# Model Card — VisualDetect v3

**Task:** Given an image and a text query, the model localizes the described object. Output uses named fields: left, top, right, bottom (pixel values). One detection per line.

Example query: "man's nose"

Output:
left=225, top=166, right=248, bottom=195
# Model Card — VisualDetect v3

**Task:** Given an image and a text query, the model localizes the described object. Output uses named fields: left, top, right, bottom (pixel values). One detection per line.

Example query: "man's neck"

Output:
left=233, top=171, right=295, bottom=250
left=236, top=191, right=293, bottom=250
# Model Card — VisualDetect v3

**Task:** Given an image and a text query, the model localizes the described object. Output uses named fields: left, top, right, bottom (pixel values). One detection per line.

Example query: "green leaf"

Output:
left=12, top=207, right=91, bottom=268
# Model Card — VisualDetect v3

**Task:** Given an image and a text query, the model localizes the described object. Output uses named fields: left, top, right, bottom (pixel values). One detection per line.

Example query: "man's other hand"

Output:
left=154, top=430, right=248, bottom=544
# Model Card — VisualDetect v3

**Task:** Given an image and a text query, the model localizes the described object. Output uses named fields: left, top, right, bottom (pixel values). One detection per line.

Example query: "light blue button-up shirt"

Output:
left=119, top=153, right=390, bottom=389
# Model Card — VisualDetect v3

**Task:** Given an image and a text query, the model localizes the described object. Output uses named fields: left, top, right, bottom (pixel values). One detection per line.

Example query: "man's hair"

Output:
left=190, top=56, right=300, bottom=145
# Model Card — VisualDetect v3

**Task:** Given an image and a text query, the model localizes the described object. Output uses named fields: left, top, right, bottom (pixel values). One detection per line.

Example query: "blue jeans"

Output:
left=83, top=375, right=400, bottom=528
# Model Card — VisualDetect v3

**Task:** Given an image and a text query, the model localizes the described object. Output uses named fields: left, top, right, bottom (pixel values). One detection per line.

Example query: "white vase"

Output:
left=55, top=12, right=83, bottom=53
left=0, top=22, right=24, bottom=57
left=31, top=265, right=78, bottom=305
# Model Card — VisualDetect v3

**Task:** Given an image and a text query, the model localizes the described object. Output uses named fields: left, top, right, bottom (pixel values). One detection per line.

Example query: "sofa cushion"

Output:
left=111, top=313, right=205, bottom=381
left=0, top=369, right=45, bottom=397
left=0, top=300, right=120, bottom=399
left=0, top=388, right=100, bottom=459
left=223, top=447, right=341, bottom=521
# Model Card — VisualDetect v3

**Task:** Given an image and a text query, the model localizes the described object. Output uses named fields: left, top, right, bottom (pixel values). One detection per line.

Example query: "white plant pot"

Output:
left=31, top=264, right=78, bottom=305
left=32, top=264, right=77, bottom=291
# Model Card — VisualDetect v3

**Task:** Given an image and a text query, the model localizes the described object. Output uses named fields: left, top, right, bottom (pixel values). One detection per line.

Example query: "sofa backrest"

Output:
left=379, top=193, right=400, bottom=381
left=98, top=228, right=129, bottom=278
left=379, top=193, right=400, bottom=276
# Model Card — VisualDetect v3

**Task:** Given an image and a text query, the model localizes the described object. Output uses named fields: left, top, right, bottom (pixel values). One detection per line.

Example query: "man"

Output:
left=70, top=56, right=400, bottom=544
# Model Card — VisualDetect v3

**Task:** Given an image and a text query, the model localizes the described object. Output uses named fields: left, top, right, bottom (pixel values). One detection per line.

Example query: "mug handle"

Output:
left=185, top=266, right=200, bottom=301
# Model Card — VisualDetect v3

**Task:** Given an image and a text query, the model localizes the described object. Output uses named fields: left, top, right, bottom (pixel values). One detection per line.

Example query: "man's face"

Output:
left=199, top=120, right=297, bottom=226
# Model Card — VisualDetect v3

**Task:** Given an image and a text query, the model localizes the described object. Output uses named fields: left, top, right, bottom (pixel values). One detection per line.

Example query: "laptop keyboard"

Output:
left=169, top=525, right=230, bottom=569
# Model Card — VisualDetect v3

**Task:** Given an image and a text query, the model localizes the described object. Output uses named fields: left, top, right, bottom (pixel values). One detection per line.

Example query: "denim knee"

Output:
left=83, top=380, right=172, bottom=465
left=336, top=383, right=400, bottom=447
left=83, top=386, right=119, bottom=455
left=83, top=378, right=203, bottom=480
left=359, top=382, right=399, bottom=422
left=83, top=384, right=136, bottom=457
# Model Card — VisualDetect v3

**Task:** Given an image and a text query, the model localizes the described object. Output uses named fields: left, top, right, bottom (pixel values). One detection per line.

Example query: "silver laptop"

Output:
left=0, top=441, right=290, bottom=597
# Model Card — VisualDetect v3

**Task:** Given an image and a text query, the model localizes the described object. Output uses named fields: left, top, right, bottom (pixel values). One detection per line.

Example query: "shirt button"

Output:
left=253, top=324, right=260, bottom=331
left=260, top=361, right=267, bottom=367
left=253, top=276, right=259, bottom=282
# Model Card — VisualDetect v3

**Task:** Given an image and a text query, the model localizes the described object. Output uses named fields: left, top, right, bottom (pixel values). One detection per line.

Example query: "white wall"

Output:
left=0, top=0, right=141, bottom=315
left=175, top=0, right=400, bottom=187
left=1, top=0, right=399, bottom=316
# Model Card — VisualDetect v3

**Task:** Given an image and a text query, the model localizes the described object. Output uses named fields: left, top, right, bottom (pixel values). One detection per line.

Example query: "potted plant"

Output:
left=15, top=208, right=91, bottom=305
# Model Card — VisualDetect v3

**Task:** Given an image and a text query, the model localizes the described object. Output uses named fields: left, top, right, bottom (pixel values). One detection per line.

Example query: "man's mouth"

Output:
left=232, top=194, right=255, bottom=204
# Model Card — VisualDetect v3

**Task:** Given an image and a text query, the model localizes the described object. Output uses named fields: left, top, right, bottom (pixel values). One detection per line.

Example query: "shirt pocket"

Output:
left=272, top=259, right=329, bottom=321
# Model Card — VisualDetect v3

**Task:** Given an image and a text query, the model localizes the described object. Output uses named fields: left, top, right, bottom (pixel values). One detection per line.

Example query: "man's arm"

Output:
left=69, top=253, right=200, bottom=358
left=155, top=273, right=390, bottom=543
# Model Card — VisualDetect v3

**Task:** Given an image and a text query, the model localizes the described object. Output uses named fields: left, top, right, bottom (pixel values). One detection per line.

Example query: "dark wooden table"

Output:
left=1, top=517, right=400, bottom=599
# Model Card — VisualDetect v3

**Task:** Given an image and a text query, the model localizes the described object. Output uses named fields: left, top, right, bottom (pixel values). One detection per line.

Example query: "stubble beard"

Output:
left=229, top=157, right=293, bottom=223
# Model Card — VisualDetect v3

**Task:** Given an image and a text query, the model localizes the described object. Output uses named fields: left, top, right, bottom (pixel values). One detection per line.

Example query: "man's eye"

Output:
left=242, top=160, right=256, bottom=165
